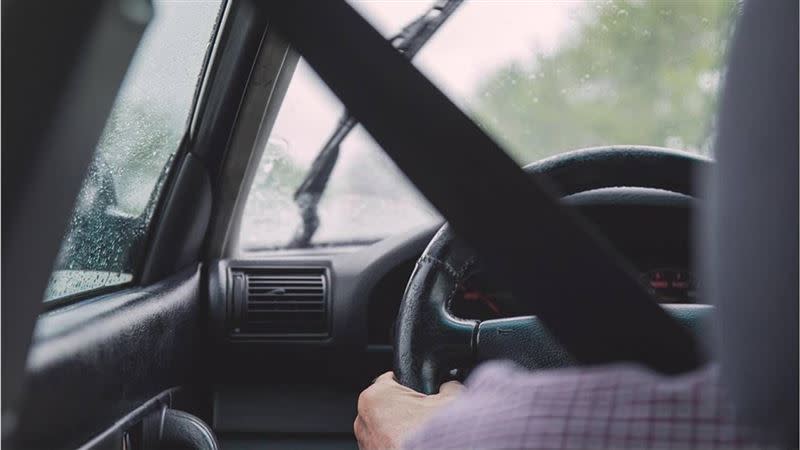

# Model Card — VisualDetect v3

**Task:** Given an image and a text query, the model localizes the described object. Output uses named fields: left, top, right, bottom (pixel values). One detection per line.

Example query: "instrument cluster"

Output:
left=451, top=267, right=696, bottom=321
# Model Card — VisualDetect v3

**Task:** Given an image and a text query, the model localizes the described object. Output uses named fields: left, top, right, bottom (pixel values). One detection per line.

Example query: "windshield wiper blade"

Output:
left=288, top=0, right=463, bottom=248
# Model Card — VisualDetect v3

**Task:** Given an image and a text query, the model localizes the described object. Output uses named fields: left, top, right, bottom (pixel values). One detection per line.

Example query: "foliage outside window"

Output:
left=240, top=0, right=737, bottom=250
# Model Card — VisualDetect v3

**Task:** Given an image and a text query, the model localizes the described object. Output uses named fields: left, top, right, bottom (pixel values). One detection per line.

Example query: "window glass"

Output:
left=240, top=61, right=439, bottom=250
left=44, top=0, right=222, bottom=302
left=354, top=0, right=738, bottom=161
left=240, top=0, right=737, bottom=250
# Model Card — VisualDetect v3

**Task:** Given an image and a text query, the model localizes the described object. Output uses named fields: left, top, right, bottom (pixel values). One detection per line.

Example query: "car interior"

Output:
left=2, top=0, right=797, bottom=449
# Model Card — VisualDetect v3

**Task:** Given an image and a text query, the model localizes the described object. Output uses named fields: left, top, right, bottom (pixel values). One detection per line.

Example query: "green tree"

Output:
left=471, top=0, right=738, bottom=164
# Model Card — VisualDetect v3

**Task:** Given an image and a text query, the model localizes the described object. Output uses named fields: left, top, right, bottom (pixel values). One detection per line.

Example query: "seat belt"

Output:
left=260, top=0, right=703, bottom=374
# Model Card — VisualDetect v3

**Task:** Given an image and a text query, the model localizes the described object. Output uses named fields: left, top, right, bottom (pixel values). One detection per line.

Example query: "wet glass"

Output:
left=240, top=0, right=737, bottom=250
left=44, top=0, right=223, bottom=302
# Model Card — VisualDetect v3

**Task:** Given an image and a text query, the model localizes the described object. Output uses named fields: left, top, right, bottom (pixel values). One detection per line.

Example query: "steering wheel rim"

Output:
left=393, top=146, right=711, bottom=394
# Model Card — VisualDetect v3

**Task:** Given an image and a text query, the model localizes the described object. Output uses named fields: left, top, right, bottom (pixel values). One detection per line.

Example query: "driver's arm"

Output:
left=355, top=362, right=760, bottom=450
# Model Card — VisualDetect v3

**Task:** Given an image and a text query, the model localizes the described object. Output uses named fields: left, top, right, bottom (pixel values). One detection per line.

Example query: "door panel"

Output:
left=14, top=267, right=203, bottom=449
left=2, top=0, right=149, bottom=424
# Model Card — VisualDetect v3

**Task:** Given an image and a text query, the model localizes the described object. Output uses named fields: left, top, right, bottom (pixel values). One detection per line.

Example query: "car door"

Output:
left=2, top=1, right=288, bottom=448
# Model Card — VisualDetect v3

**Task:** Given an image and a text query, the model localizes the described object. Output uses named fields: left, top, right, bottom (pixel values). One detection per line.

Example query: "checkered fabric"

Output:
left=404, top=362, right=772, bottom=450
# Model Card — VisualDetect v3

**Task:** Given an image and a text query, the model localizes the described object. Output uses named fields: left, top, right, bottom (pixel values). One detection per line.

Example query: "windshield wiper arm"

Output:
left=288, top=0, right=464, bottom=248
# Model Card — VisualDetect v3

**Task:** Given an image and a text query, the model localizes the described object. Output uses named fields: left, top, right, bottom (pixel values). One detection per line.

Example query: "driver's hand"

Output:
left=354, top=372, right=464, bottom=450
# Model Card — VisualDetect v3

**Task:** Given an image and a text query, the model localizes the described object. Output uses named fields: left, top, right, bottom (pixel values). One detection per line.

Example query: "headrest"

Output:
left=703, top=0, right=798, bottom=445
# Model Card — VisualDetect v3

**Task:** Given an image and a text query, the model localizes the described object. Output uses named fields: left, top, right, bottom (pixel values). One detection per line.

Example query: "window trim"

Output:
left=140, top=0, right=280, bottom=283
left=42, top=280, right=134, bottom=313
left=200, top=20, right=300, bottom=259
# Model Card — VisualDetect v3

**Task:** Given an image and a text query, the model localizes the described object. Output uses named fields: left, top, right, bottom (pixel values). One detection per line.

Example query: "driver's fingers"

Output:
left=438, top=380, right=465, bottom=396
left=353, top=416, right=367, bottom=448
left=373, top=371, right=396, bottom=384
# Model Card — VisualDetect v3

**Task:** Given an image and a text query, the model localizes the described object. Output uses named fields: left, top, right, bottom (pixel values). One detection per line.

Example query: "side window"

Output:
left=44, top=0, right=223, bottom=302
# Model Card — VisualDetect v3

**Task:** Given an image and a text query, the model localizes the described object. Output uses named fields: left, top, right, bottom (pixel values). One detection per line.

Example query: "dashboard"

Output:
left=213, top=188, right=699, bottom=346
left=208, top=187, right=704, bottom=440
left=366, top=187, right=699, bottom=344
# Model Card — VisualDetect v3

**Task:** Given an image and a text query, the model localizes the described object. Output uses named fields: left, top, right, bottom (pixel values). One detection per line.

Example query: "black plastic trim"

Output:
left=159, top=408, right=220, bottom=450
left=139, top=152, right=213, bottom=284
left=227, top=265, right=331, bottom=341
left=14, top=267, right=203, bottom=450
left=208, top=223, right=440, bottom=384
left=190, top=0, right=267, bottom=174
left=476, top=304, right=713, bottom=371
left=2, top=1, right=148, bottom=430
left=40, top=281, right=135, bottom=314
left=214, top=260, right=334, bottom=346
left=205, top=28, right=298, bottom=258
left=78, top=389, right=176, bottom=450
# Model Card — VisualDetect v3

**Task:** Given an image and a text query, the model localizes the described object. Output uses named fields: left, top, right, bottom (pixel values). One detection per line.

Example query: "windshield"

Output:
left=240, top=0, right=737, bottom=251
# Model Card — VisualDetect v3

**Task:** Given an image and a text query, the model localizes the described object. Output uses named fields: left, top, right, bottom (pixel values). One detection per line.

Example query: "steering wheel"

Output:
left=393, top=146, right=711, bottom=394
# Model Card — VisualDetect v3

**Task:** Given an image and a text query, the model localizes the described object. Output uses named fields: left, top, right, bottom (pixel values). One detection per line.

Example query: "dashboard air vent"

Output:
left=229, top=267, right=329, bottom=340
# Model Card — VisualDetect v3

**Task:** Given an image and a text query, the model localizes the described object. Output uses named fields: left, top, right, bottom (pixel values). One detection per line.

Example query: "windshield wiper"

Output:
left=287, top=0, right=464, bottom=248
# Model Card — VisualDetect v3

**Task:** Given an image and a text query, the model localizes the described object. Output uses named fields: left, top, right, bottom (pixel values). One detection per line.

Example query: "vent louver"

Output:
left=229, top=267, right=329, bottom=340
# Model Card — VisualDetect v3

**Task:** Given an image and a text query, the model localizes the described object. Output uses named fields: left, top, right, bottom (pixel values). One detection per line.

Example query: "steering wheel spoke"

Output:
left=394, top=254, right=478, bottom=394
left=477, top=304, right=713, bottom=371
left=476, top=316, right=574, bottom=370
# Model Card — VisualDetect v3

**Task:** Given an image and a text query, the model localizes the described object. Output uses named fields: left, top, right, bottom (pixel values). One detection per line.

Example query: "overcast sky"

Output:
left=270, top=0, right=581, bottom=166
left=353, top=1, right=578, bottom=98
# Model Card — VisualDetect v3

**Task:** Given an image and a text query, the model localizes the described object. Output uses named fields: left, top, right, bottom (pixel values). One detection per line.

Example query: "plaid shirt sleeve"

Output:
left=404, top=362, right=772, bottom=450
